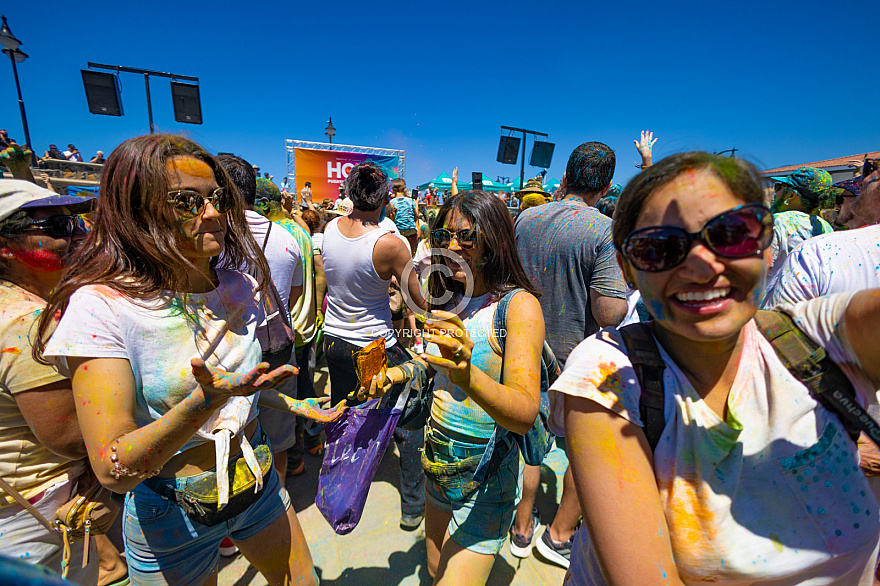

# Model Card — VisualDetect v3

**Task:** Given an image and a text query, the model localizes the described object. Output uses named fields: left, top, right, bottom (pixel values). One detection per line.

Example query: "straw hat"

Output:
left=515, top=177, right=549, bottom=200
left=326, top=197, right=353, bottom=216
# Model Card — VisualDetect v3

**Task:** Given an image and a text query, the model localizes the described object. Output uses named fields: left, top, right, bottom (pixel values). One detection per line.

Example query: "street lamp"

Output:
left=325, top=117, right=336, bottom=148
left=0, top=15, right=33, bottom=152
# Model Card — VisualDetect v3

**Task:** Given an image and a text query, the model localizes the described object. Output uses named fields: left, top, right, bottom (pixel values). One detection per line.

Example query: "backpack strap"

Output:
left=492, top=288, right=523, bottom=362
left=618, top=323, right=667, bottom=453
left=754, top=310, right=870, bottom=444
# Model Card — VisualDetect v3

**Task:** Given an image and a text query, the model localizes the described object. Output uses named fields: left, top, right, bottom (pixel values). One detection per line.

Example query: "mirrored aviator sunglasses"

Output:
left=622, top=203, right=774, bottom=273
left=167, top=187, right=230, bottom=216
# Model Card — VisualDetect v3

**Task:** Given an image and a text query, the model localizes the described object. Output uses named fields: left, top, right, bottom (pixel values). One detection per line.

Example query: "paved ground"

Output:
left=217, top=442, right=570, bottom=586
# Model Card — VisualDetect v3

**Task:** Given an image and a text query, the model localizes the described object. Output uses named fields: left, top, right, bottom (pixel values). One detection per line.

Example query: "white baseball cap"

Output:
left=0, top=179, right=95, bottom=222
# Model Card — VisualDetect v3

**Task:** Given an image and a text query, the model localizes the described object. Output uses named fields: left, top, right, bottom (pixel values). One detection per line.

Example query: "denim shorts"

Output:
left=122, top=428, right=291, bottom=585
left=425, top=422, right=522, bottom=555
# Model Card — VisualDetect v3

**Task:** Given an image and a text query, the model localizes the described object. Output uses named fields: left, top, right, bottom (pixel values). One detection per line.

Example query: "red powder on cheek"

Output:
left=13, top=248, right=65, bottom=272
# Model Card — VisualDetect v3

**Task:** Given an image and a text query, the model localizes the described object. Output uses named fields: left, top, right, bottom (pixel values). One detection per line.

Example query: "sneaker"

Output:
left=508, top=507, right=540, bottom=558
left=219, top=537, right=238, bottom=557
left=400, top=512, right=424, bottom=531
left=535, top=525, right=574, bottom=569
left=287, top=460, right=305, bottom=477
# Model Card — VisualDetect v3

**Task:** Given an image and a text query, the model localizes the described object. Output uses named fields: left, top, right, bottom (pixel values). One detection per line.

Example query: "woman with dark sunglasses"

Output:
left=0, top=180, right=104, bottom=583
left=551, top=152, right=880, bottom=585
left=34, top=135, right=342, bottom=586
left=361, top=190, right=545, bottom=584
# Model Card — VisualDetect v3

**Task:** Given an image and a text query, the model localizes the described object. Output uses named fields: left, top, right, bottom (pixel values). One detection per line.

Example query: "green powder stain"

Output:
left=769, top=533, right=784, bottom=552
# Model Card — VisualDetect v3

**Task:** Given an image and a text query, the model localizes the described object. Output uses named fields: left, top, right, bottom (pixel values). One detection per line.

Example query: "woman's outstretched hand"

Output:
left=351, top=365, right=408, bottom=402
left=420, top=309, right=473, bottom=388
left=260, top=391, right=347, bottom=422
left=191, top=358, right=298, bottom=402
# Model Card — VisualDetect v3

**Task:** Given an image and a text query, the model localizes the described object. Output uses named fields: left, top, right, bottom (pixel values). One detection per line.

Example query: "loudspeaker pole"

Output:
left=144, top=73, right=154, bottom=133
left=501, top=125, right=548, bottom=191
left=86, top=62, right=199, bottom=132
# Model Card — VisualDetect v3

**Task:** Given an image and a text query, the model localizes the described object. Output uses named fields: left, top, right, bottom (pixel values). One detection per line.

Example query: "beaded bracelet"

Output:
left=109, top=440, right=162, bottom=480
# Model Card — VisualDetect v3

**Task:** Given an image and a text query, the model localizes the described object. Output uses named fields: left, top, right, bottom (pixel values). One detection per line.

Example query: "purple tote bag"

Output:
left=316, top=386, right=410, bottom=534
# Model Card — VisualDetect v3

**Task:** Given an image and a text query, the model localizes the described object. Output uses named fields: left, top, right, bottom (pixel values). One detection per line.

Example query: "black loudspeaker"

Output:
left=171, top=82, right=202, bottom=124
left=472, top=172, right=483, bottom=190
left=81, top=70, right=123, bottom=116
left=497, top=136, right=520, bottom=164
left=530, top=141, right=555, bottom=168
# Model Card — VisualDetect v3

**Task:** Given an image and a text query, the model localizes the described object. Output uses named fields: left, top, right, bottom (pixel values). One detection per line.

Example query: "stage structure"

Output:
left=285, top=140, right=405, bottom=203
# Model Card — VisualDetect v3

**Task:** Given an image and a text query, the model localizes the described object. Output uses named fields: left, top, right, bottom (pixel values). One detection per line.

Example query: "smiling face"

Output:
left=441, top=209, right=482, bottom=286
left=620, top=168, right=769, bottom=344
left=165, top=156, right=227, bottom=266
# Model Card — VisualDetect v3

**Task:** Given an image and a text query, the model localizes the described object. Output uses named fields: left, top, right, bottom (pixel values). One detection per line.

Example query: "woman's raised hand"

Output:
left=420, top=309, right=473, bottom=388
left=191, top=358, right=298, bottom=402
left=633, top=130, right=658, bottom=168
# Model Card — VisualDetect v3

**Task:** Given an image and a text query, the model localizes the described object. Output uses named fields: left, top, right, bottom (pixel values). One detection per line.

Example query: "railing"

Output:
left=37, top=159, right=104, bottom=181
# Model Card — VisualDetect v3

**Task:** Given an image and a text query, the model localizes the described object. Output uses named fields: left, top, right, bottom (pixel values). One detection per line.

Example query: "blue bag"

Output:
left=492, top=288, right=560, bottom=466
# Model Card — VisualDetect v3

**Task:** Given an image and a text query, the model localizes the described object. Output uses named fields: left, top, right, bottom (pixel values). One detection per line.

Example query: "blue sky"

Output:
left=1, top=1, right=876, bottom=189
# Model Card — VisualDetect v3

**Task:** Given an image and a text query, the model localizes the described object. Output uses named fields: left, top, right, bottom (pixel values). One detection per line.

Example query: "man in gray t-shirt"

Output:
left=515, top=202, right=623, bottom=364
left=510, top=141, right=627, bottom=568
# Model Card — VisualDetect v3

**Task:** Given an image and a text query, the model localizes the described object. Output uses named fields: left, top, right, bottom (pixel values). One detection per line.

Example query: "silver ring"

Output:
left=453, top=346, right=463, bottom=359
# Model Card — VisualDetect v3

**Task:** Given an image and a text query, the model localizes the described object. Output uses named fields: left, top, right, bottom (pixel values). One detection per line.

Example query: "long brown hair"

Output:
left=34, top=134, right=271, bottom=361
left=428, top=190, right=540, bottom=309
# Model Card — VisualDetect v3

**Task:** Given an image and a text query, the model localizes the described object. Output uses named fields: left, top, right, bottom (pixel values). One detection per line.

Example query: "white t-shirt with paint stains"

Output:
left=551, top=292, right=880, bottom=585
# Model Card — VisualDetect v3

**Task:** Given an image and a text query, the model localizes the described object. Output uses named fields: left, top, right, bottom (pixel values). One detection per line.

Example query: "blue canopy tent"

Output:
left=416, top=172, right=467, bottom=192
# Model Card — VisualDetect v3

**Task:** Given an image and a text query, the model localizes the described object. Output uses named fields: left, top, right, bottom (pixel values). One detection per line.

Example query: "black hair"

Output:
left=343, top=162, right=390, bottom=211
left=216, top=154, right=257, bottom=206
left=564, top=141, right=615, bottom=196
left=428, top=190, right=540, bottom=308
left=595, top=196, right=618, bottom=219
left=613, top=151, right=765, bottom=250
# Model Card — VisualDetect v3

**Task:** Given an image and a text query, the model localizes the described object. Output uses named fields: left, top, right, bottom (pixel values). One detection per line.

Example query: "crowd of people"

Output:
left=0, top=127, right=878, bottom=586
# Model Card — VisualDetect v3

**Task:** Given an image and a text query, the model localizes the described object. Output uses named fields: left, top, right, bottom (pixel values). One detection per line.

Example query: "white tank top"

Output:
left=322, top=218, right=398, bottom=347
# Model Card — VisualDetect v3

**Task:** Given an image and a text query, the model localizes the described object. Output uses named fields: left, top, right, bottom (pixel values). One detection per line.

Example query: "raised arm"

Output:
left=634, top=130, right=658, bottom=170
left=420, top=292, right=543, bottom=434
left=565, top=394, right=684, bottom=585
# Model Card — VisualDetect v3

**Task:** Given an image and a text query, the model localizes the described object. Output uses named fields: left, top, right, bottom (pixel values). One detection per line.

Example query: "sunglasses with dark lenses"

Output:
left=167, top=187, right=230, bottom=216
left=862, top=159, right=880, bottom=178
left=17, top=215, right=78, bottom=238
left=431, top=228, right=477, bottom=249
left=622, top=204, right=774, bottom=273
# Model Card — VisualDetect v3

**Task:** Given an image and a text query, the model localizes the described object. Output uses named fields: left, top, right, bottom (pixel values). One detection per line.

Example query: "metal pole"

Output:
left=144, top=73, right=154, bottom=133
left=6, top=51, right=32, bottom=151
left=519, top=130, right=526, bottom=192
